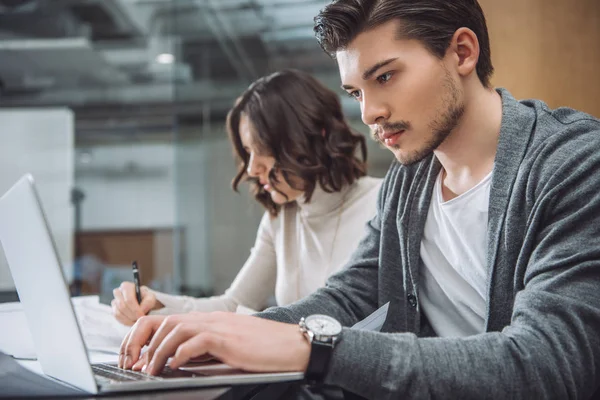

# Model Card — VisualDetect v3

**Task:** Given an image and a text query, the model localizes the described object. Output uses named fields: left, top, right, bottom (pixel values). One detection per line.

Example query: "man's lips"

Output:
left=380, top=130, right=405, bottom=139
left=379, top=130, right=405, bottom=146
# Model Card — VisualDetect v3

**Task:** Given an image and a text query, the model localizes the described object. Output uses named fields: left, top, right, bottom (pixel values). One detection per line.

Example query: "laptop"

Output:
left=0, top=174, right=303, bottom=394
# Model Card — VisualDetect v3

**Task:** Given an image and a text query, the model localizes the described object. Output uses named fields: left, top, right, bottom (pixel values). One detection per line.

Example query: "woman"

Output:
left=112, top=69, right=382, bottom=325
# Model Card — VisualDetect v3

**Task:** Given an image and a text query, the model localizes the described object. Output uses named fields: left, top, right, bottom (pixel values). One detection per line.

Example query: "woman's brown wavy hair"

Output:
left=226, top=69, right=368, bottom=217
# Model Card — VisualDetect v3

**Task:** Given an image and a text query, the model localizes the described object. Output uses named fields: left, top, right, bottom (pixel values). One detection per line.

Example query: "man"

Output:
left=119, top=0, right=600, bottom=398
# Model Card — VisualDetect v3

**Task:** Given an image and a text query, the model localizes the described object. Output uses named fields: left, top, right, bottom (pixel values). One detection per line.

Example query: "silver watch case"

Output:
left=299, top=314, right=342, bottom=344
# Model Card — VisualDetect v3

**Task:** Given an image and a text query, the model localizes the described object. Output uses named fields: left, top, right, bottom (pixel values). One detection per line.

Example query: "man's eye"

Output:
left=346, top=90, right=361, bottom=100
left=376, top=72, right=393, bottom=84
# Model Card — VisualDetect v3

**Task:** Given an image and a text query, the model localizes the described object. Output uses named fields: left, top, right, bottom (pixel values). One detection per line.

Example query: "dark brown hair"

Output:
left=314, top=0, right=494, bottom=88
left=227, top=69, right=368, bottom=217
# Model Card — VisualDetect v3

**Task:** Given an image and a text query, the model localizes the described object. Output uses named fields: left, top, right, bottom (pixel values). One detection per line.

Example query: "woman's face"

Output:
left=239, top=113, right=304, bottom=205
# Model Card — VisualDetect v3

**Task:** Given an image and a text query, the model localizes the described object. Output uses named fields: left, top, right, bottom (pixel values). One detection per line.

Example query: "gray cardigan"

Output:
left=257, top=89, right=600, bottom=399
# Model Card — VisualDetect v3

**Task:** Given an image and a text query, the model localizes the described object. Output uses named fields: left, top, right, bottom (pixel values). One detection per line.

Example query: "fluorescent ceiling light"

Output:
left=156, top=53, right=175, bottom=64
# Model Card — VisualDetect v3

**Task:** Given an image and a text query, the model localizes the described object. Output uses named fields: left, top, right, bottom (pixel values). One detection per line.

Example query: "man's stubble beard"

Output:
left=372, top=69, right=466, bottom=165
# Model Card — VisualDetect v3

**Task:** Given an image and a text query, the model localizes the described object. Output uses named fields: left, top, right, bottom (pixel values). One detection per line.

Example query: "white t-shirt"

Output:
left=419, top=169, right=493, bottom=337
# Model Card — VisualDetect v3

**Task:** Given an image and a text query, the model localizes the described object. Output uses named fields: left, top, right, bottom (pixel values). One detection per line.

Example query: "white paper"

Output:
left=72, top=296, right=131, bottom=354
left=0, top=295, right=129, bottom=360
left=0, top=304, right=36, bottom=359
left=351, top=302, right=390, bottom=331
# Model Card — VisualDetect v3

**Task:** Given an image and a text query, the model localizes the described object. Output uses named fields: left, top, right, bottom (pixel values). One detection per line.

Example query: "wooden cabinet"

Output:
left=74, top=229, right=180, bottom=295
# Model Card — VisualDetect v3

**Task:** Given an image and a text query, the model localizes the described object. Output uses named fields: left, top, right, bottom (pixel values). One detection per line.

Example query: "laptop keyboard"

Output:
left=92, top=363, right=164, bottom=382
left=93, top=363, right=203, bottom=383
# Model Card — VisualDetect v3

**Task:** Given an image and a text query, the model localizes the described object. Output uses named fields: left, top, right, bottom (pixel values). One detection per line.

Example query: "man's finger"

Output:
left=122, top=315, right=164, bottom=369
left=189, top=354, right=216, bottom=363
left=146, top=322, right=206, bottom=375
left=139, top=315, right=182, bottom=369
left=169, top=332, right=223, bottom=370
left=118, top=329, right=132, bottom=368
left=132, top=352, right=149, bottom=371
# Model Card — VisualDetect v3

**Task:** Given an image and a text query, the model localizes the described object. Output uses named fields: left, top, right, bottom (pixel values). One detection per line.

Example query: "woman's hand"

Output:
left=111, top=281, right=163, bottom=326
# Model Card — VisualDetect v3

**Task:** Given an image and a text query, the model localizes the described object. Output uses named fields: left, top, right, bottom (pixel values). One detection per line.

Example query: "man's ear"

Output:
left=451, top=27, right=479, bottom=79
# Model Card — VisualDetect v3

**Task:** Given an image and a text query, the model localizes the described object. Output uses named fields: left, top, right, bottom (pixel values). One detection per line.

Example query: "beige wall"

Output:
left=480, top=0, right=600, bottom=117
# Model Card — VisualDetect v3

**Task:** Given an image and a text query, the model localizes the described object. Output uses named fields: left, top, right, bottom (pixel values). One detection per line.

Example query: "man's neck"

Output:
left=435, top=86, right=502, bottom=201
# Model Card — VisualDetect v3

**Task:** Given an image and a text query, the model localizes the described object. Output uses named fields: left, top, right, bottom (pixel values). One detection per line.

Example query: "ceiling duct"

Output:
left=0, top=1, right=88, bottom=39
left=0, top=37, right=129, bottom=93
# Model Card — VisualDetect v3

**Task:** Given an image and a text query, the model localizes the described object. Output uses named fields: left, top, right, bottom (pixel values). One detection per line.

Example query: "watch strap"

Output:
left=305, top=339, right=335, bottom=383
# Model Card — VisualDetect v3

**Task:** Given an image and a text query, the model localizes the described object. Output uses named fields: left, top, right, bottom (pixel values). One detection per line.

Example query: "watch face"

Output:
left=305, top=314, right=342, bottom=336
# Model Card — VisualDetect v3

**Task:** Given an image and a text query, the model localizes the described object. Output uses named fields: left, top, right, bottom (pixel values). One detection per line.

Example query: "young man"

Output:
left=119, top=0, right=600, bottom=398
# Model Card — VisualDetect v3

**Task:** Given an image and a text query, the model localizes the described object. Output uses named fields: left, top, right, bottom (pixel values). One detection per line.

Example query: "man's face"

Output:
left=337, top=21, right=465, bottom=165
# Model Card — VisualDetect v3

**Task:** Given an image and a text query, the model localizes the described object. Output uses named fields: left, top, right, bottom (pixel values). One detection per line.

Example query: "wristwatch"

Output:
left=299, top=314, right=342, bottom=384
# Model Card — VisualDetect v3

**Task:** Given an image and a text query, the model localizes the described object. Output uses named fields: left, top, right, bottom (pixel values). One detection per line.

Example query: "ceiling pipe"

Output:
left=202, top=0, right=258, bottom=82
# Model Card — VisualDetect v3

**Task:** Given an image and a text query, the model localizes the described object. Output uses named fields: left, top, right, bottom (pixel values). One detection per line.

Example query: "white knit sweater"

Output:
left=150, top=176, right=382, bottom=314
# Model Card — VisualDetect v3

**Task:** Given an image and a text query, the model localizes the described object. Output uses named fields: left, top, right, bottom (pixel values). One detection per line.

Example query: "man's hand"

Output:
left=111, top=281, right=163, bottom=326
left=118, top=312, right=311, bottom=376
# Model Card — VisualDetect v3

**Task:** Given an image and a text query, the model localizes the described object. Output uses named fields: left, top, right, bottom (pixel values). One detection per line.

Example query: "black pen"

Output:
left=132, top=261, right=142, bottom=304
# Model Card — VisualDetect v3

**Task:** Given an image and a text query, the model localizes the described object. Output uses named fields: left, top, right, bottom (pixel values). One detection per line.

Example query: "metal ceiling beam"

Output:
left=0, top=80, right=241, bottom=106
left=135, top=0, right=326, bottom=12
left=0, top=72, right=361, bottom=115
left=196, top=9, right=251, bottom=82
left=202, top=0, right=259, bottom=82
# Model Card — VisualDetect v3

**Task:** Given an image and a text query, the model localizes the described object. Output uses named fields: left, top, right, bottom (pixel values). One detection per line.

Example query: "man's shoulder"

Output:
left=536, top=102, right=599, bottom=128
left=514, top=99, right=600, bottom=159
left=522, top=99, right=600, bottom=142
left=518, top=102, right=600, bottom=183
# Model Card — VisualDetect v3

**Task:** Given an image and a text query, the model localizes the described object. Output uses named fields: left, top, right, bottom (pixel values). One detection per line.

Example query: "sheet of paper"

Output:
left=0, top=295, right=130, bottom=360
left=72, top=295, right=131, bottom=355
left=0, top=305, right=36, bottom=359
left=351, top=302, right=390, bottom=331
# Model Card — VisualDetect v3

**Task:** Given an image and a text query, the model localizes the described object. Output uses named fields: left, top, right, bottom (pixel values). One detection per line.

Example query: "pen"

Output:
left=132, top=261, right=142, bottom=304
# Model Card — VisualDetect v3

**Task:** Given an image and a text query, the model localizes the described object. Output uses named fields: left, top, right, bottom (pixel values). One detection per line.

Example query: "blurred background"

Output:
left=0, top=0, right=598, bottom=303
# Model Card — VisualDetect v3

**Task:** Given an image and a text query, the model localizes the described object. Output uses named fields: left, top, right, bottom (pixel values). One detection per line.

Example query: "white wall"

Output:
left=76, top=143, right=175, bottom=230
left=0, top=108, right=74, bottom=290
left=194, top=135, right=264, bottom=294
left=174, top=139, right=211, bottom=290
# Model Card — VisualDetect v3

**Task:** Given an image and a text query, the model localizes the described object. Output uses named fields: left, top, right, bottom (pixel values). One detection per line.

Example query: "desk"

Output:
left=0, top=298, right=299, bottom=399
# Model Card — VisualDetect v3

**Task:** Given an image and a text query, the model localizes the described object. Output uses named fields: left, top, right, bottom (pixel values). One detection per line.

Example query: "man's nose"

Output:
left=361, top=94, right=390, bottom=126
